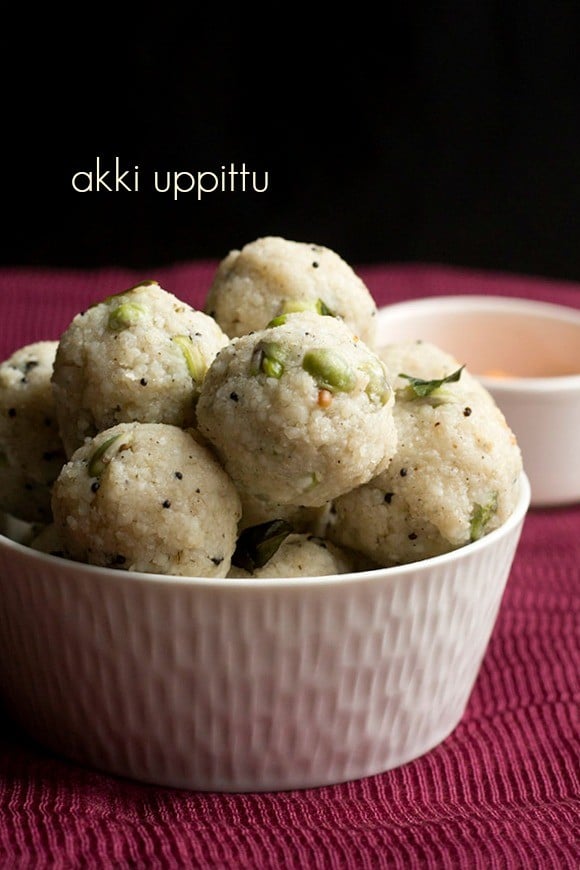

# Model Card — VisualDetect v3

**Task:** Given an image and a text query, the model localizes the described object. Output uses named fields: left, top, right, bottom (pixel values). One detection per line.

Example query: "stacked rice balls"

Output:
left=0, top=236, right=523, bottom=578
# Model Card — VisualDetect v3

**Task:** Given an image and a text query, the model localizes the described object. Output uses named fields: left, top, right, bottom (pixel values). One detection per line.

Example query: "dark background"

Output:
left=3, top=5, right=580, bottom=281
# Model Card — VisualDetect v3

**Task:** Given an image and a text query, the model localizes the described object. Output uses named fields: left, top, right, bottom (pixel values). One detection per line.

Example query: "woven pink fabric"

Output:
left=0, top=262, right=578, bottom=869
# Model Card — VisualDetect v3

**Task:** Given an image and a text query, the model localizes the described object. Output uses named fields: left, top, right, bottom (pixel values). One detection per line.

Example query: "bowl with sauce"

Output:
left=377, top=295, right=580, bottom=507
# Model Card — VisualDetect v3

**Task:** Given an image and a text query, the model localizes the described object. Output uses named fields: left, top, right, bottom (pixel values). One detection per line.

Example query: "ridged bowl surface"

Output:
left=0, top=474, right=530, bottom=792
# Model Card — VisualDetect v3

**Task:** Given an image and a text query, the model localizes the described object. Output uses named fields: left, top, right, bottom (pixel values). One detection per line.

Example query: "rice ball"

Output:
left=51, top=421, right=242, bottom=576
left=52, top=280, right=230, bottom=457
left=204, top=236, right=378, bottom=346
left=0, top=341, right=66, bottom=522
left=328, top=340, right=524, bottom=565
left=196, top=311, right=398, bottom=508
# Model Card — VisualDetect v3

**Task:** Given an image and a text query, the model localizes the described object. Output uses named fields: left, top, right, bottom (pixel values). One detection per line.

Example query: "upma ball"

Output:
left=52, top=280, right=230, bottom=457
left=196, top=311, right=398, bottom=508
left=328, top=340, right=523, bottom=565
left=0, top=341, right=66, bottom=522
left=51, top=421, right=242, bottom=576
left=204, top=236, right=378, bottom=346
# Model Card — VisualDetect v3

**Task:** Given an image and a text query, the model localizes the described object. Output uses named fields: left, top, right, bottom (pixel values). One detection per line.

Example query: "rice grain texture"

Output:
left=52, top=281, right=229, bottom=457
left=0, top=341, right=66, bottom=522
left=328, top=340, right=523, bottom=565
left=196, top=311, right=398, bottom=508
left=204, top=236, right=378, bottom=346
left=51, top=422, right=242, bottom=576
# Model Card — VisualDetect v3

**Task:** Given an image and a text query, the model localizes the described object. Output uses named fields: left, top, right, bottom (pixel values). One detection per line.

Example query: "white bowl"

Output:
left=377, top=295, right=580, bottom=507
left=0, top=473, right=530, bottom=793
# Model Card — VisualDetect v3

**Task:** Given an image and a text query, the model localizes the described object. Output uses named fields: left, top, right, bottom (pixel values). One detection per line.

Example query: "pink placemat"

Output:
left=0, top=261, right=578, bottom=869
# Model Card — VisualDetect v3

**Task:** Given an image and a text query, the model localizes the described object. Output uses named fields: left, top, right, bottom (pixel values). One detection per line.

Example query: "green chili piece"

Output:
left=316, top=299, right=335, bottom=316
left=267, top=314, right=288, bottom=328
left=172, top=335, right=207, bottom=382
left=302, top=348, right=356, bottom=392
left=470, top=492, right=499, bottom=541
left=107, top=302, right=146, bottom=332
left=278, top=298, right=335, bottom=318
left=360, top=358, right=392, bottom=405
left=250, top=342, right=286, bottom=378
left=87, top=434, right=123, bottom=478
left=281, top=299, right=318, bottom=315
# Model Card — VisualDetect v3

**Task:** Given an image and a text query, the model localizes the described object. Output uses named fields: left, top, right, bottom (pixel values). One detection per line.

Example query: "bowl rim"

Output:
left=0, top=473, right=531, bottom=590
left=377, top=295, right=580, bottom=391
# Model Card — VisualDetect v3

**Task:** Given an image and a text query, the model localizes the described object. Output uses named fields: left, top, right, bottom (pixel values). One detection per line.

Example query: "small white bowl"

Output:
left=377, top=295, right=580, bottom=507
left=0, top=474, right=530, bottom=793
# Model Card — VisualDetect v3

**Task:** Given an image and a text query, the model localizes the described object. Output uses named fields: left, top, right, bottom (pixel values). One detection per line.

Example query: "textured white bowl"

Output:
left=0, top=474, right=530, bottom=793
left=377, top=296, right=580, bottom=507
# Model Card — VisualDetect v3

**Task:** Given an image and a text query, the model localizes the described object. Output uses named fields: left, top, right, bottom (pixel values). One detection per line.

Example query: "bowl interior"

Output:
left=377, top=296, right=580, bottom=380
